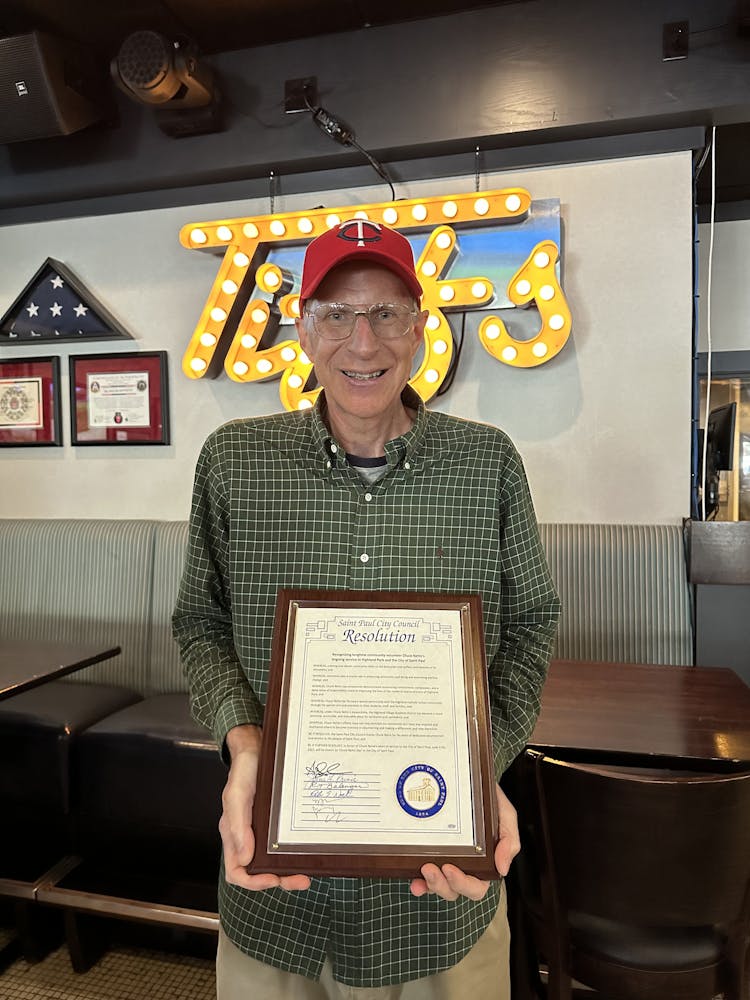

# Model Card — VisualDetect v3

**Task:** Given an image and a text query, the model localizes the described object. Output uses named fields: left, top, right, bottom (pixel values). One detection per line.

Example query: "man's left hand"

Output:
left=409, top=783, right=520, bottom=901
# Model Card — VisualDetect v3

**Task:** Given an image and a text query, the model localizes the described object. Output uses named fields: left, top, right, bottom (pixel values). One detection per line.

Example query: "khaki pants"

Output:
left=216, top=883, right=510, bottom=1000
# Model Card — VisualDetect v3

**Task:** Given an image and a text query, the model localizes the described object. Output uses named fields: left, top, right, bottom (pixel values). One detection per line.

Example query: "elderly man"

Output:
left=173, top=219, right=560, bottom=999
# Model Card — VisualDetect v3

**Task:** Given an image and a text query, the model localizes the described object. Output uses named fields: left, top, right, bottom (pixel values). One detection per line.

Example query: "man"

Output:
left=173, top=220, right=560, bottom=998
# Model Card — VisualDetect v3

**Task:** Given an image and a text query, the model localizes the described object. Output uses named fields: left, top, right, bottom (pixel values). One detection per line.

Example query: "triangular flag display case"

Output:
left=0, top=258, right=133, bottom=345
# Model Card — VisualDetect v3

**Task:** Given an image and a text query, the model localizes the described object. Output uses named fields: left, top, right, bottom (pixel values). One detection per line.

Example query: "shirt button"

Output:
left=364, top=493, right=373, bottom=502
left=360, top=553, right=370, bottom=563
left=326, top=460, right=331, bottom=469
left=404, top=461, right=411, bottom=470
left=330, top=444, right=338, bottom=454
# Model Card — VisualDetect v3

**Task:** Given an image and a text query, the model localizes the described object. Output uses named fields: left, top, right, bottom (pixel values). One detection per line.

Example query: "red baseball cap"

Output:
left=299, top=219, right=423, bottom=303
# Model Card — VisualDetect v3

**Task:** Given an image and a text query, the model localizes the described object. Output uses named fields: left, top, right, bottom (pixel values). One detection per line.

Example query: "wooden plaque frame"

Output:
left=249, top=589, right=499, bottom=879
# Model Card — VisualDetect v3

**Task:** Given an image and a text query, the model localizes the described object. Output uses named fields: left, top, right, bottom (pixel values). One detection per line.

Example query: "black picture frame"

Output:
left=0, top=355, right=62, bottom=447
left=69, top=351, right=170, bottom=445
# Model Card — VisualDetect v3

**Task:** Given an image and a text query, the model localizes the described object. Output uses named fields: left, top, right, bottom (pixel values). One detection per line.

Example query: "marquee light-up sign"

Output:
left=179, top=189, right=572, bottom=411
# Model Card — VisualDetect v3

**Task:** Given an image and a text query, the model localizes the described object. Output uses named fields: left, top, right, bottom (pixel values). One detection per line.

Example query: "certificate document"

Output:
left=279, top=606, right=474, bottom=845
left=0, top=377, right=42, bottom=428
left=87, top=371, right=150, bottom=428
left=250, top=590, right=498, bottom=879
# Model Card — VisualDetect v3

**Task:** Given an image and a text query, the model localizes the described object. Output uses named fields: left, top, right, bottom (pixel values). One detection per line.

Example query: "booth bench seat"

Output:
left=0, top=517, right=693, bottom=968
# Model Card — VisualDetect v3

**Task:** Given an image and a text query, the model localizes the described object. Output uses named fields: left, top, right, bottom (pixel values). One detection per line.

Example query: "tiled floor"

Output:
left=0, top=938, right=215, bottom=1000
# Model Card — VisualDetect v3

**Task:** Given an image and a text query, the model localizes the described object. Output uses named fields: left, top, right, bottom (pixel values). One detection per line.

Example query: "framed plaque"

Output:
left=249, top=589, right=499, bottom=880
left=69, top=351, right=170, bottom=445
left=0, top=356, right=62, bottom=447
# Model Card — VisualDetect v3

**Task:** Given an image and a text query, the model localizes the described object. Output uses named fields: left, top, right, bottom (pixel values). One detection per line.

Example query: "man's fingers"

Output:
left=495, top=783, right=521, bottom=876
left=442, top=864, right=490, bottom=901
left=223, top=866, right=311, bottom=892
left=412, top=863, right=491, bottom=902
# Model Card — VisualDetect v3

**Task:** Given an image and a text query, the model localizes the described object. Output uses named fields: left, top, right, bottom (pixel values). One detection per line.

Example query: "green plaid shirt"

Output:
left=173, top=390, right=560, bottom=987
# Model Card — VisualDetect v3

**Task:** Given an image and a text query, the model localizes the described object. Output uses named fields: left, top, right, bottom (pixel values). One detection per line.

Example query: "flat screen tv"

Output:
left=702, top=401, right=737, bottom=519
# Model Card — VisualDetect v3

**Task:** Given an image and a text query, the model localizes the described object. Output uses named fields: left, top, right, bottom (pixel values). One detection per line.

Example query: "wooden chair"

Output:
left=519, top=749, right=750, bottom=1000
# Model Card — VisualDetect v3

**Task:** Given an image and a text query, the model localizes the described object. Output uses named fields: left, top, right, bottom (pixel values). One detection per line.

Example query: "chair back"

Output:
left=530, top=751, right=750, bottom=928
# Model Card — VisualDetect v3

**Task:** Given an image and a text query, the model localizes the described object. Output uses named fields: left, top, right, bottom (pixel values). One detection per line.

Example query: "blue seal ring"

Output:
left=396, top=764, right=447, bottom=818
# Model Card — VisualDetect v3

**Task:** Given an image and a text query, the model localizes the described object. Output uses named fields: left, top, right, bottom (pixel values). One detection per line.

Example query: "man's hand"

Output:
left=220, top=724, right=311, bottom=892
left=409, top=783, right=520, bottom=901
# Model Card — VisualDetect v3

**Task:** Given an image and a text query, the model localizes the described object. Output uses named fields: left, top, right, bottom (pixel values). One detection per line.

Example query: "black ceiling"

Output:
left=0, top=0, right=521, bottom=56
left=0, top=0, right=747, bottom=208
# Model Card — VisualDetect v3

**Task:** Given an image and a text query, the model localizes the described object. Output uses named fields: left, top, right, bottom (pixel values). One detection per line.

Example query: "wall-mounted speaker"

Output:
left=0, top=31, right=109, bottom=144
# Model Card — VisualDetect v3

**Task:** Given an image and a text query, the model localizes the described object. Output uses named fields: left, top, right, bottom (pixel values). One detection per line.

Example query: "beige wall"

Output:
left=698, top=217, right=750, bottom=353
left=0, top=151, right=693, bottom=523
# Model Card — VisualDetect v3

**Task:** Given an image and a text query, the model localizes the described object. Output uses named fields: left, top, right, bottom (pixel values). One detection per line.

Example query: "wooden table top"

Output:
left=531, top=659, right=750, bottom=765
left=0, top=639, right=122, bottom=701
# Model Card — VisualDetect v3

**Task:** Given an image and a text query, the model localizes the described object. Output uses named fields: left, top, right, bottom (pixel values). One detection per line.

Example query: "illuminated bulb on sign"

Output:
left=234, top=252, right=250, bottom=268
left=233, top=361, right=249, bottom=375
left=217, top=226, right=233, bottom=241
left=241, top=334, right=257, bottom=348
left=421, top=261, right=438, bottom=277
left=439, top=286, right=455, bottom=302
left=299, top=351, right=311, bottom=366
left=190, top=357, right=207, bottom=372
left=425, top=369, right=440, bottom=383
left=298, top=398, right=313, bottom=410
left=243, top=223, right=259, bottom=238
left=539, top=285, right=555, bottom=301
left=442, top=201, right=458, bottom=218
left=534, top=251, right=550, bottom=268
left=515, top=279, right=531, bottom=296
left=383, top=208, right=398, bottom=224
left=411, top=204, right=428, bottom=221
left=222, top=280, right=238, bottom=295
left=426, top=315, right=441, bottom=331
left=549, top=314, right=565, bottom=331
left=256, top=359, right=273, bottom=374
left=280, top=347, right=297, bottom=363
left=326, top=215, right=340, bottom=228
left=501, top=345, right=518, bottom=362
left=288, top=374, right=303, bottom=389
left=190, top=228, right=207, bottom=244
left=485, top=323, right=501, bottom=340
left=474, top=198, right=490, bottom=215
left=250, top=308, right=267, bottom=324
left=472, top=282, right=487, bottom=299
left=199, top=332, right=217, bottom=347
left=436, top=232, right=452, bottom=250
left=289, top=298, right=300, bottom=316
left=263, top=272, right=281, bottom=289
left=505, top=194, right=521, bottom=212
left=269, top=220, right=286, bottom=236
left=354, top=210, right=369, bottom=220
left=532, top=342, right=548, bottom=358
left=297, top=218, right=313, bottom=234
left=210, top=307, right=227, bottom=322
left=433, top=340, right=448, bottom=354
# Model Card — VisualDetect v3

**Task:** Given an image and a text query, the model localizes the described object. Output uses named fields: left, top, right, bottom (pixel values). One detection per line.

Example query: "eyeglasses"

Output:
left=305, top=302, right=418, bottom=341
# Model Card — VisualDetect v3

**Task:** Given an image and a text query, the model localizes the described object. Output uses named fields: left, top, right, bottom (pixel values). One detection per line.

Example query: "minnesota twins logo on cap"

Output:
left=337, top=219, right=383, bottom=247
left=299, top=219, right=423, bottom=303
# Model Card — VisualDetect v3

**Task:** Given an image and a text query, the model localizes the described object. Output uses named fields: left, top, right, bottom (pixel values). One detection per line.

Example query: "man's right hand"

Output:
left=220, top=724, right=311, bottom=892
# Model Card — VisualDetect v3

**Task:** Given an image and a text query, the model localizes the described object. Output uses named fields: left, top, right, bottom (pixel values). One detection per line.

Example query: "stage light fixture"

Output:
left=111, top=30, right=222, bottom=137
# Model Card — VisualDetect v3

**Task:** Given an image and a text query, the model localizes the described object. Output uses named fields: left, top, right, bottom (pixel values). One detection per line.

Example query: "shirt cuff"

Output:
left=213, top=692, right=265, bottom=764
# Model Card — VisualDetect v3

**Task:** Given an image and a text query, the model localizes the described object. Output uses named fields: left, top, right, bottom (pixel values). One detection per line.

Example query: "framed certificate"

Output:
left=69, top=351, right=170, bottom=445
left=249, top=589, right=499, bottom=880
left=0, top=356, right=62, bottom=447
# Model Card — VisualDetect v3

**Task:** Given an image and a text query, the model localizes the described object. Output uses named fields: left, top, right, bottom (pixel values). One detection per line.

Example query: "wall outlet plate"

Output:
left=663, top=20, right=689, bottom=60
left=284, top=76, right=318, bottom=113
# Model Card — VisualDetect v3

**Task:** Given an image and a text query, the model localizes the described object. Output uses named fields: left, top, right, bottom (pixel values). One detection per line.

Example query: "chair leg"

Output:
left=64, top=910, right=109, bottom=973
left=545, top=964, right=572, bottom=1000
left=507, top=873, right=545, bottom=999
left=14, top=900, right=61, bottom=963
left=723, top=929, right=750, bottom=1000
